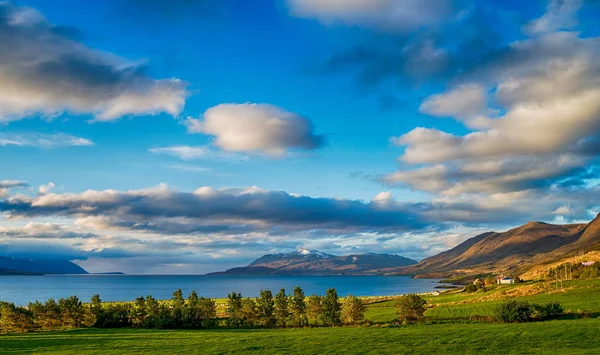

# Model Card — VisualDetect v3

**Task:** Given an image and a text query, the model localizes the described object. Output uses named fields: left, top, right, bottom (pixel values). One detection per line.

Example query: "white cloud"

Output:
left=386, top=29, right=600, bottom=199
left=524, top=0, right=583, bottom=35
left=0, top=3, right=188, bottom=123
left=150, top=145, right=247, bottom=162
left=38, top=182, right=56, bottom=195
left=287, top=0, right=458, bottom=32
left=166, top=164, right=213, bottom=173
left=0, top=180, right=28, bottom=189
left=186, top=103, right=323, bottom=156
left=552, top=205, right=572, bottom=215
left=0, top=132, right=93, bottom=148
left=373, top=191, right=392, bottom=203
left=419, top=84, right=492, bottom=129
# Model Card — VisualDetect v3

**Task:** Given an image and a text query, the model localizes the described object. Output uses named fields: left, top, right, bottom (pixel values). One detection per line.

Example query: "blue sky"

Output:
left=1, top=0, right=600, bottom=274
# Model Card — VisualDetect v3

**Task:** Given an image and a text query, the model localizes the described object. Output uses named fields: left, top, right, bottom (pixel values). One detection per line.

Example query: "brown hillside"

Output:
left=402, top=214, right=600, bottom=278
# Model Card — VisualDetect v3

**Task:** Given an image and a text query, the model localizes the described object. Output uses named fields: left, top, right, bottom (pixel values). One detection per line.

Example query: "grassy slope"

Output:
left=366, top=279, right=600, bottom=323
left=2, top=321, right=600, bottom=355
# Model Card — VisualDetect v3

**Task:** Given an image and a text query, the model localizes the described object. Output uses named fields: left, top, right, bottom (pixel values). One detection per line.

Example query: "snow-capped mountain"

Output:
left=209, top=249, right=417, bottom=276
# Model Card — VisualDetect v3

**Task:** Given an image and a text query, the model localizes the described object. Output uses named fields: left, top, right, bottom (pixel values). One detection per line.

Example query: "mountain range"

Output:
left=208, top=248, right=418, bottom=275
left=210, top=214, right=600, bottom=278
left=4, top=214, right=600, bottom=278
left=402, top=213, right=600, bottom=278
left=0, top=256, right=88, bottom=275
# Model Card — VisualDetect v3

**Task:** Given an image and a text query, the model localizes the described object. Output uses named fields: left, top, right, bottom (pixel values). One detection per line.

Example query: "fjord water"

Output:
left=0, top=275, right=441, bottom=306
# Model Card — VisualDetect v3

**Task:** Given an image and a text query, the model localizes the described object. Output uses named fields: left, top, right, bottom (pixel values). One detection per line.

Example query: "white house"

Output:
left=497, top=277, right=515, bottom=285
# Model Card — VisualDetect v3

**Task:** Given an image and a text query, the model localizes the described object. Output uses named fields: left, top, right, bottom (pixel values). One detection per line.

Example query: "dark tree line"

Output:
left=0, top=286, right=370, bottom=334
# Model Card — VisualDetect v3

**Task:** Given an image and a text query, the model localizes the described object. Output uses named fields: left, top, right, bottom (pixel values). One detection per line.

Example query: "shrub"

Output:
left=495, top=300, right=533, bottom=323
left=464, top=284, right=478, bottom=293
left=484, top=276, right=496, bottom=287
left=532, top=302, right=564, bottom=320
left=396, top=294, right=427, bottom=323
left=306, top=295, right=323, bottom=325
left=342, top=295, right=366, bottom=325
left=321, top=288, right=342, bottom=326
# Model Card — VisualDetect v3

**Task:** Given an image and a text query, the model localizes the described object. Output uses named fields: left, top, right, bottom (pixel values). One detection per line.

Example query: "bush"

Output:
left=342, top=295, right=365, bottom=325
left=533, top=302, right=564, bottom=320
left=495, top=300, right=533, bottom=323
left=396, top=294, right=427, bottom=323
left=464, top=284, right=477, bottom=293
left=484, top=276, right=496, bottom=287
left=306, top=295, right=323, bottom=325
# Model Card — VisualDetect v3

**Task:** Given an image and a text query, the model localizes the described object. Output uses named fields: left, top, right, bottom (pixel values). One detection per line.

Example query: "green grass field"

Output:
left=2, top=279, right=599, bottom=354
left=365, top=279, right=600, bottom=323
left=2, top=320, right=600, bottom=354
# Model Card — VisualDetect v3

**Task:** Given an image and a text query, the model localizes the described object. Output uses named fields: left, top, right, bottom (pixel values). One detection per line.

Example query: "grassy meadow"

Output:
left=2, top=320, right=599, bottom=354
left=1, top=279, right=599, bottom=354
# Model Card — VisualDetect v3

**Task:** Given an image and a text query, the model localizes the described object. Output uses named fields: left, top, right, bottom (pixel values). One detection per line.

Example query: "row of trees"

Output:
left=1, top=287, right=431, bottom=334
left=5, top=287, right=428, bottom=334
left=225, top=287, right=367, bottom=328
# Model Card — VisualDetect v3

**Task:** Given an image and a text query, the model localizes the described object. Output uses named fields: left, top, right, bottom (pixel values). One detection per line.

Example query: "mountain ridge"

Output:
left=0, top=256, right=88, bottom=275
left=401, top=213, right=600, bottom=278
left=208, top=250, right=418, bottom=275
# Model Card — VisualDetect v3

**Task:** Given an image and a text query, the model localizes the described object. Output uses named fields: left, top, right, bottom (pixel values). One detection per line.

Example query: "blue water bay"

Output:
left=0, top=275, right=442, bottom=306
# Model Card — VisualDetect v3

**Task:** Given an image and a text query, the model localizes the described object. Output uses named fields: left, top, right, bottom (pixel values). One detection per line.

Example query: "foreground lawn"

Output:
left=2, top=319, right=599, bottom=355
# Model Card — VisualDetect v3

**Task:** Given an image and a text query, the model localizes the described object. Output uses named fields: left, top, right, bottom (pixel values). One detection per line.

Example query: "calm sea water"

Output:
left=0, top=275, right=442, bottom=306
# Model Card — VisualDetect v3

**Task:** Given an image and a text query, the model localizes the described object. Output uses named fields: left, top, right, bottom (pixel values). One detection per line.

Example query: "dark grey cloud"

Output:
left=317, top=7, right=505, bottom=94
left=0, top=2, right=188, bottom=123
left=1, top=186, right=428, bottom=235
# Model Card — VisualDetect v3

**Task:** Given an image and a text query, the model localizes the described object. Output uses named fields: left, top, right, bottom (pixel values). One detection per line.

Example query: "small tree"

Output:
left=396, top=294, right=427, bottom=323
left=484, top=276, right=496, bottom=287
left=170, top=289, right=186, bottom=328
left=144, top=295, right=160, bottom=328
left=130, top=296, right=147, bottom=328
left=256, top=289, right=275, bottom=327
left=0, top=302, right=34, bottom=333
left=342, top=295, right=366, bottom=325
left=321, top=288, right=342, bottom=326
left=274, top=288, right=289, bottom=327
left=28, top=301, right=45, bottom=331
left=226, top=292, right=243, bottom=328
left=306, top=295, right=323, bottom=325
left=198, top=297, right=217, bottom=328
left=102, top=303, right=131, bottom=328
left=289, top=286, right=307, bottom=327
left=42, top=298, right=62, bottom=330
left=185, top=290, right=201, bottom=328
left=241, top=298, right=258, bottom=327
left=58, top=296, right=85, bottom=328
left=89, top=295, right=106, bottom=328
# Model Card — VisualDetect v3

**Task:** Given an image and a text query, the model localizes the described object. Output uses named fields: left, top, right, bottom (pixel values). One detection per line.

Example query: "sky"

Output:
left=1, top=0, right=600, bottom=274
